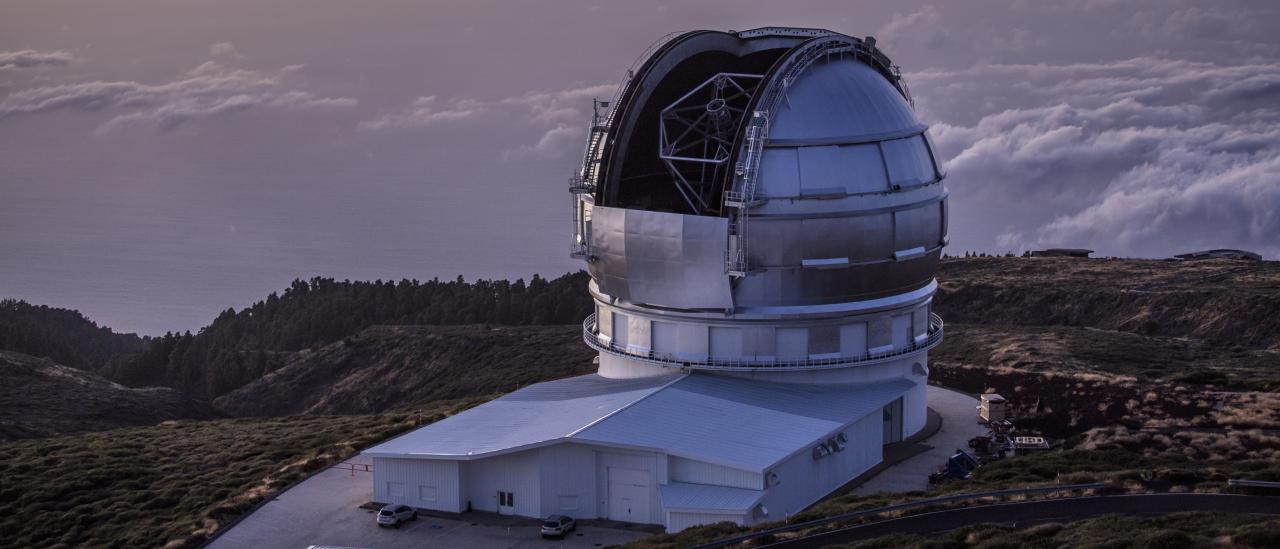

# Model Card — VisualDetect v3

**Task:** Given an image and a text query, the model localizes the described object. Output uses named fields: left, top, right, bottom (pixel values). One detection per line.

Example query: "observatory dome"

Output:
left=569, top=27, right=947, bottom=384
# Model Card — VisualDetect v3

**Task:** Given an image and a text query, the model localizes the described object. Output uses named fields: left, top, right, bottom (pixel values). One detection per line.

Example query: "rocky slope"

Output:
left=0, top=350, right=198, bottom=441
left=211, top=324, right=594, bottom=416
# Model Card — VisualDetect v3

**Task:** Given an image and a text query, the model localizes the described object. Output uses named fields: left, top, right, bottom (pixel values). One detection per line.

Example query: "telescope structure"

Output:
left=368, top=27, right=948, bottom=533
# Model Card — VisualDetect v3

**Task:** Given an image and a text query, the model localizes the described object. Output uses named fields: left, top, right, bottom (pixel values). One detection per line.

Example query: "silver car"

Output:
left=376, top=504, right=416, bottom=528
left=540, top=514, right=576, bottom=538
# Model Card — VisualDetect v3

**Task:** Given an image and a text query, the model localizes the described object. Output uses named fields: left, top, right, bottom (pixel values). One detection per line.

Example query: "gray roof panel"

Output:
left=661, top=482, right=763, bottom=513
left=574, top=374, right=915, bottom=471
left=364, top=374, right=678, bottom=458
left=367, top=372, right=914, bottom=472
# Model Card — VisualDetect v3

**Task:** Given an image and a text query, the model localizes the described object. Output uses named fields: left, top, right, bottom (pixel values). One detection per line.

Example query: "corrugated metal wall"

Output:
left=596, top=450, right=666, bottom=525
left=667, top=511, right=746, bottom=533
left=538, top=443, right=598, bottom=519
left=669, top=457, right=762, bottom=490
left=757, top=411, right=883, bottom=521
left=461, top=450, right=542, bottom=517
left=371, top=457, right=463, bottom=513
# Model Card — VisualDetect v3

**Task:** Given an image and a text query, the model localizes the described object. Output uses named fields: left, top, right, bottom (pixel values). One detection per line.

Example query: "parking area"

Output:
left=852, top=385, right=988, bottom=495
left=208, top=461, right=652, bottom=549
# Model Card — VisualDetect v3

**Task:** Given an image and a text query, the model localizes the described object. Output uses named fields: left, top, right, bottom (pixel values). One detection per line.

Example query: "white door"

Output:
left=497, top=490, right=514, bottom=515
left=607, top=468, right=650, bottom=523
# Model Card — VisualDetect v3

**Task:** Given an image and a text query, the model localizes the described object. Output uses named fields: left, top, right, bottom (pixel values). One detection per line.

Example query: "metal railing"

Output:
left=690, top=483, right=1105, bottom=549
left=1229, top=479, right=1280, bottom=490
left=333, top=462, right=373, bottom=477
left=583, top=313, right=944, bottom=372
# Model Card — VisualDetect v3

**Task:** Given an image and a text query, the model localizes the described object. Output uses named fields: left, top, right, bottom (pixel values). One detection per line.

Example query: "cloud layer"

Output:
left=362, top=83, right=615, bottom=160
left=0, top=49, right=75, bottom=70
left=0, top=60, right=355, bottom=132
left=912, top=57, right=1280, bottom=258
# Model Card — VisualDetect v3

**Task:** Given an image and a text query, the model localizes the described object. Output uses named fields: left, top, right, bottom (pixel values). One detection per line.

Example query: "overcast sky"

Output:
left=2, top=0, right=1278, bottom=335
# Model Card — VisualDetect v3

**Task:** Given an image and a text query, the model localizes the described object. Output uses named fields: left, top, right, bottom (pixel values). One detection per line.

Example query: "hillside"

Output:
left=97, top=272, right=594, bottom=401
left=0, top=405, right=473, bottom=548
left=933, top=257, right=1280, bottom=349
left=0, top=299, right=145, bottom=372
left=212, top=324, right=593, bottom=416
left=2, top=257, right=1278, bottom=547
left=0, top=350, right=197, bottom=441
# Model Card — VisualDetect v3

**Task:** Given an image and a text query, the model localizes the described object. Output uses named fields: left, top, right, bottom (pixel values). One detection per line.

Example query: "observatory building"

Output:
left=367, top=27, right=948, bottom=533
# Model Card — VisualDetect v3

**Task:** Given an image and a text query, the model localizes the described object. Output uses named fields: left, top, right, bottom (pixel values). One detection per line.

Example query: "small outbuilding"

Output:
left=1029, top=248, right=1093, bottom=258
left=1173, top=249, right=1262, bottom=261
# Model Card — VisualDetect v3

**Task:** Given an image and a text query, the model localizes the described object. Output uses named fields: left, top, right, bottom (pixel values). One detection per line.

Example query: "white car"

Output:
left=376, top=504, right=416, bottom=528
left=540, top=514, right=577, bottom=538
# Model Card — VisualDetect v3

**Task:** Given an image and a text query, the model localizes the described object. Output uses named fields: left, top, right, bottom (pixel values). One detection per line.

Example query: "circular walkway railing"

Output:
left=582, top=312, right=943, bottom=372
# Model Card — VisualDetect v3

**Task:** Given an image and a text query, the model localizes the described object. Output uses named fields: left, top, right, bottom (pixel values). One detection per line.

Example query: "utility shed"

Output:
left=364, top=372, right=916, bottom=532
left=1030, top=248, right=1094, bottom=258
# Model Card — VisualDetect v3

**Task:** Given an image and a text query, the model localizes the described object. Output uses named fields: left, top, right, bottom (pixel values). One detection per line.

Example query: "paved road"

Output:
left=207, top=461, right=651, bottom=549
left=853, top=385, right=987, bottom=495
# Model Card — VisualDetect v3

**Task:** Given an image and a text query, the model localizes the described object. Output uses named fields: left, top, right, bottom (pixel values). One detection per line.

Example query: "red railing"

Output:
left=334, top=462, right=373, bottom=476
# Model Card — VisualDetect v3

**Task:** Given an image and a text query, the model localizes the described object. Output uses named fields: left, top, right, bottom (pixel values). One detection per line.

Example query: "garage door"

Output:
left=607, top=468, right=650, bottom=523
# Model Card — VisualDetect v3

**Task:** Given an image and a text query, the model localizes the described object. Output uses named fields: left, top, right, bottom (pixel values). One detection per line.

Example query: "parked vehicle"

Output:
left=928, top=449, right=981, bottom=484
left=540, top=514, right=577, bottom=538
left=376, top=504, right=416, bottom=528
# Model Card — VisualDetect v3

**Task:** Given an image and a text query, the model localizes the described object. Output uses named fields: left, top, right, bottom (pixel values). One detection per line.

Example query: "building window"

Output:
left=387, top=482, right=405, bottom=498
left=558, top=495, right=579, bottom=510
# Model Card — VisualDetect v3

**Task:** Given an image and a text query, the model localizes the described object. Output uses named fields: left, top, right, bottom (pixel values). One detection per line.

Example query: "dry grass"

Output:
left=0, top=399, right=483, bottom=548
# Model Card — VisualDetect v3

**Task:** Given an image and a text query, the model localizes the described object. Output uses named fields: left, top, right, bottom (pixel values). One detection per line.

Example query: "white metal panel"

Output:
left=756, top=411, right=883, bottom=520
left=867, top=317, right=892, bottom=352
left=627, top=316, right=652, bottom=354
left=891, top=313, right=912, bottom=350
left=372, top=457, right=463, bottom=513
left=612, top=312, right=630, bottom=350
left=538, top=443, right=598, bottom=519
left=597, top=451, right=664, bottom=524
left=607, top=468, right=651, bottom=522
left=776, top=328, right=807, bottom=360
left=709, top=326, right=743, bottom=359
left=462, top=450, right=541, bottom=518
left=651, top=321, right=678, bottom=355
left=598, top=306, right=613, bottom=342
left=669, top=457, right=762, bottom=490
left=742, top=326, right=776, bottom=361
left=667, top=511, right=746, bottom=533
left=912, top=307, right=929, bottom=342
left=839, top=323, right=867, bottom=357
left=675, top=323, right=709, bottom=361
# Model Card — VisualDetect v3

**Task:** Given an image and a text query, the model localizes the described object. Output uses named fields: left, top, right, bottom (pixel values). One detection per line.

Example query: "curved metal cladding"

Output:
left=575, top=28, right=946, bottom=385
left=733, top=52, right=948, bottom=308
left=582, top=28, right=946, bottom=313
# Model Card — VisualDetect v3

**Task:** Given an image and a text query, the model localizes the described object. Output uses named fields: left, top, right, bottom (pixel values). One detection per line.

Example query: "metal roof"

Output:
left=575, top=374, right=915, bottom=471
left=767, top=60, right=920, bottom=143
left=367, top=372, right=914, bottom=472
left=660, top=482, right=763, bottom=513
left=363, top=374, right=679, bottom=459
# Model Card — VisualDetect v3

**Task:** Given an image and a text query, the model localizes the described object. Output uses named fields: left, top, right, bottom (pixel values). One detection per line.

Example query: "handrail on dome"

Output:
left=582, top=312, right=944, bottom=372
